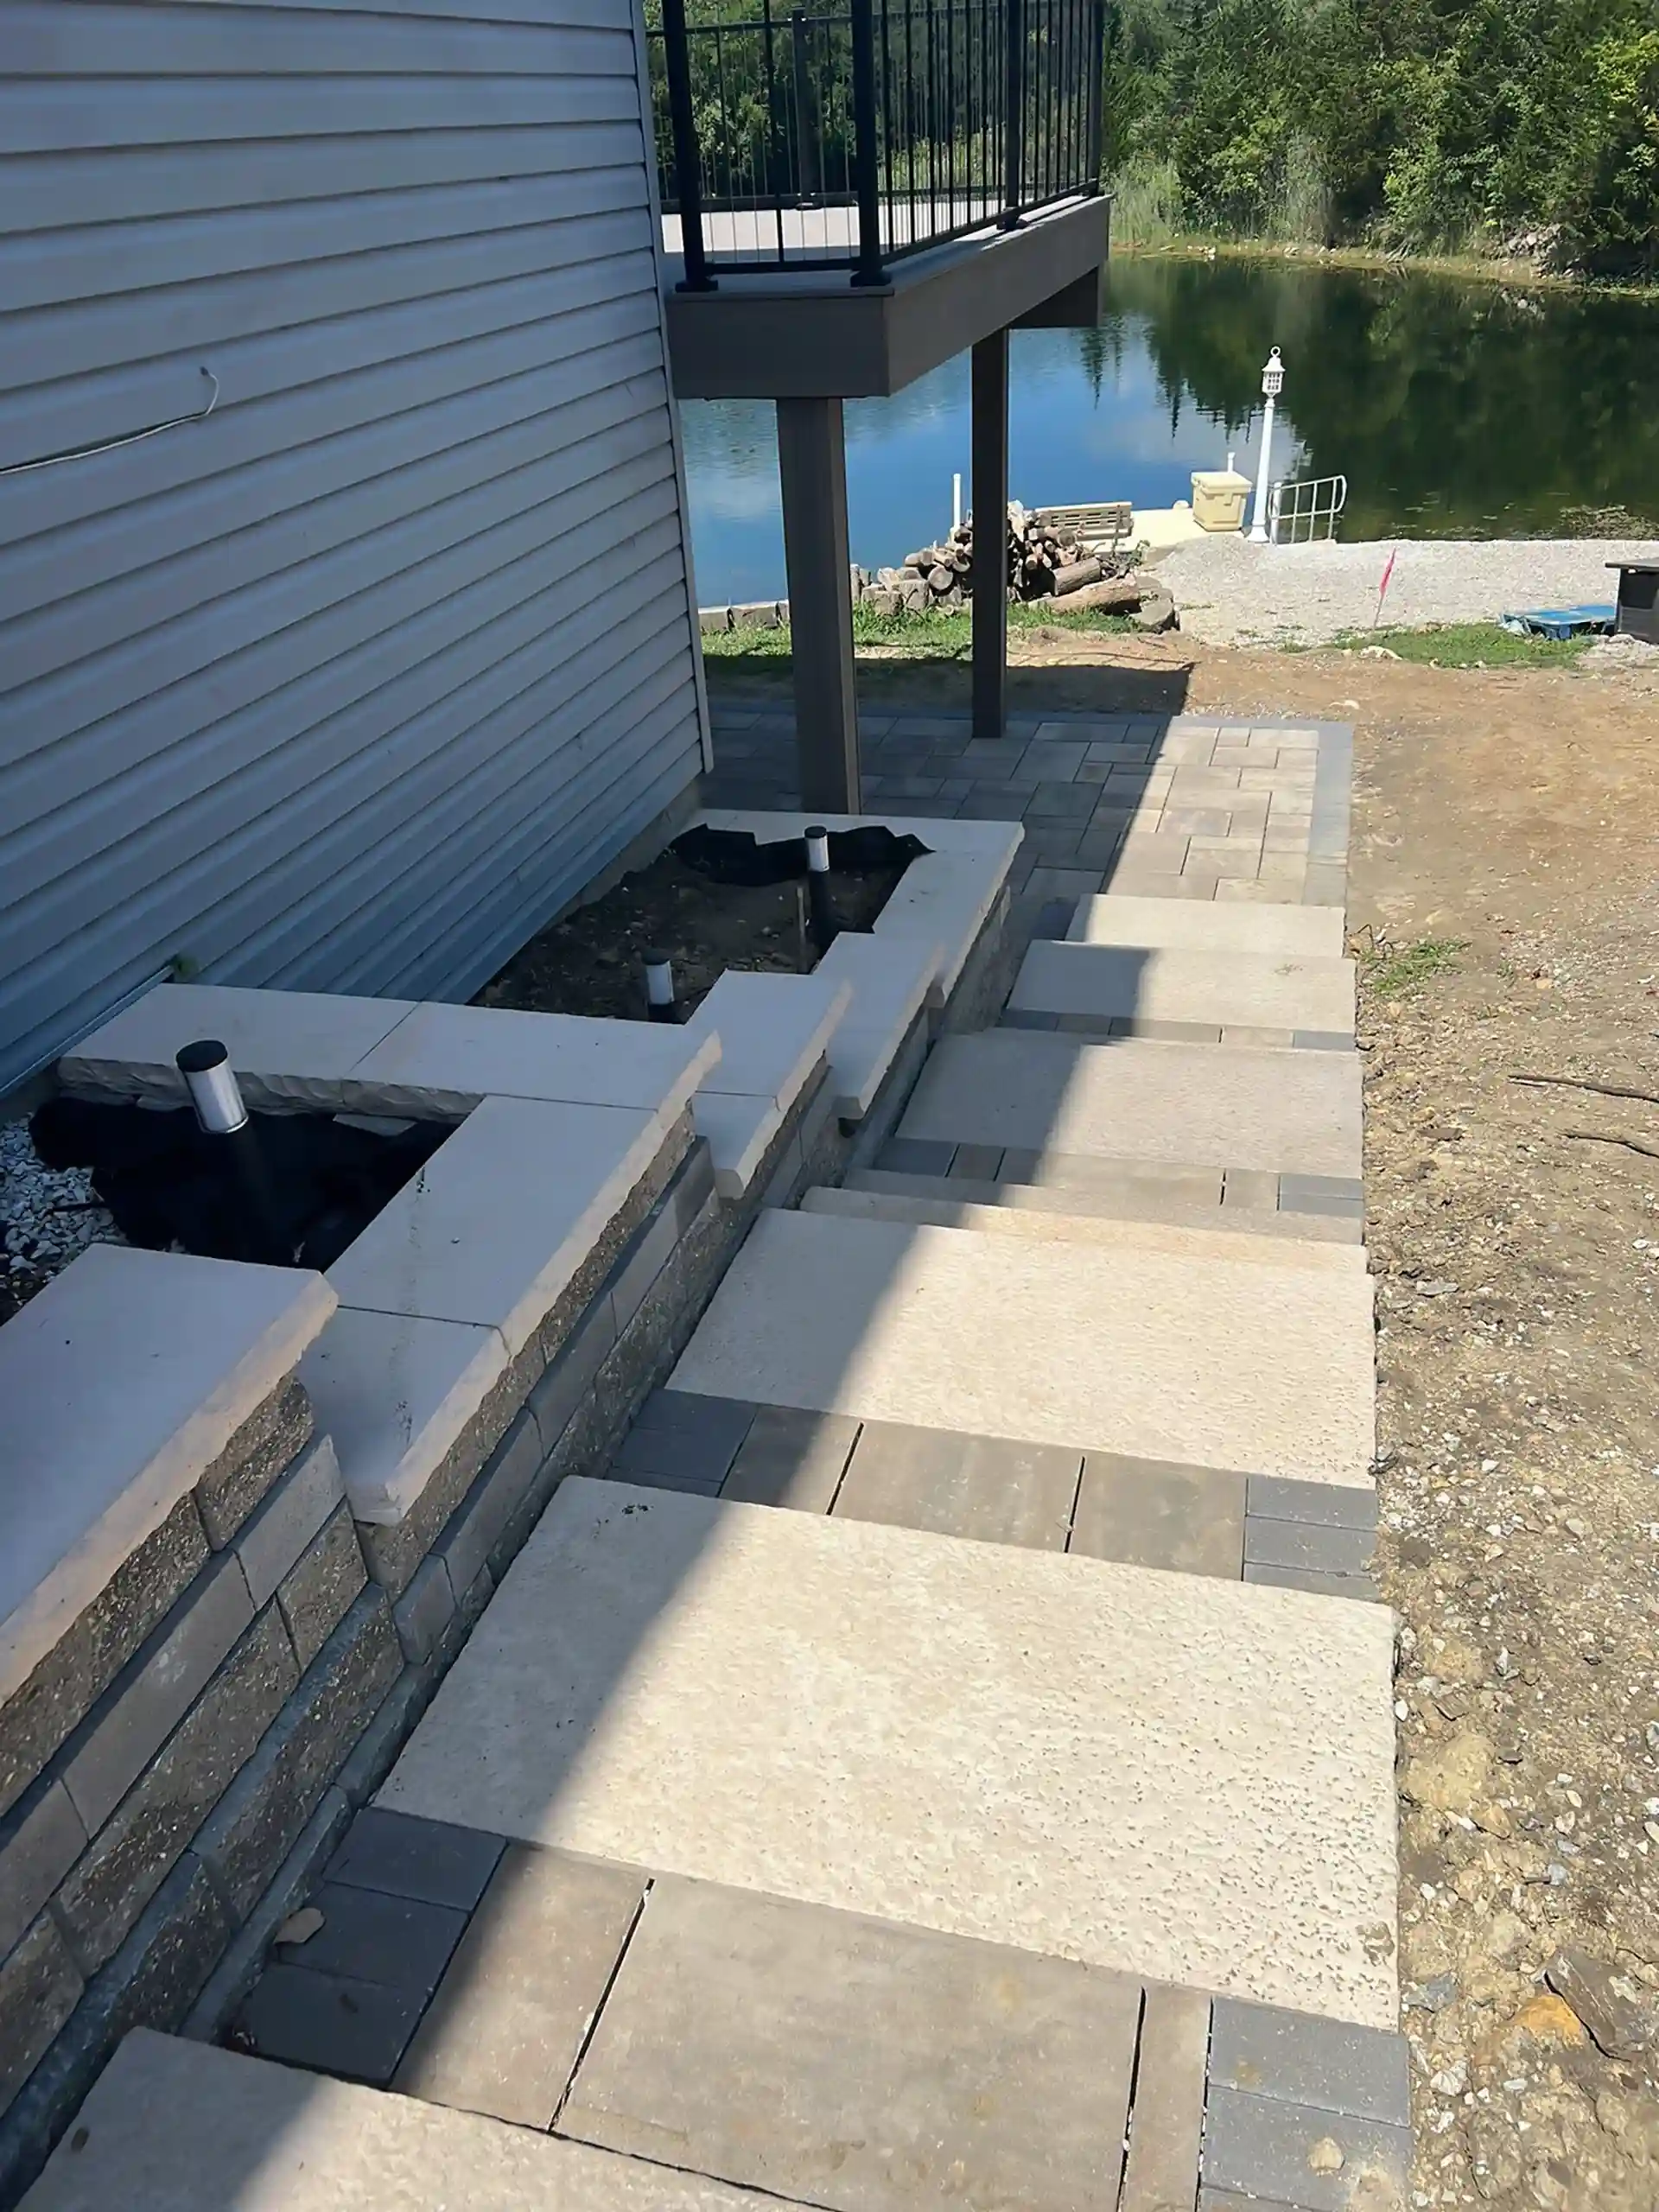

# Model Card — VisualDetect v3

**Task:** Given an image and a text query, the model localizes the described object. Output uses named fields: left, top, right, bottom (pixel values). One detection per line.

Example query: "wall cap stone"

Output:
left=0, top=1249, right=334, bottom=1711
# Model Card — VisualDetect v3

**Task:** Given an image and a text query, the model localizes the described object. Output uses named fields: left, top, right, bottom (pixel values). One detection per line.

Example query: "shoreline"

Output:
left=1108, top=234, right=1659, bottom=302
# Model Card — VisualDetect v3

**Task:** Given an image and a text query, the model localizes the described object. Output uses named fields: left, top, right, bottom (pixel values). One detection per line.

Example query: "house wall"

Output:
left=0, top=0, right=709, bottom=1094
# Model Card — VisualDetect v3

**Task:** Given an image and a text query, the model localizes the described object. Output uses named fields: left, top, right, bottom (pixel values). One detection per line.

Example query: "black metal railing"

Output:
left=648, top=0, right=1104, bottom=287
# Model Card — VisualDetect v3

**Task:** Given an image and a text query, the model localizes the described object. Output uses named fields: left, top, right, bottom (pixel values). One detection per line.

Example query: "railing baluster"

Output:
left=1000, top=0, right=1024, bottom=223
left=849, top=0, right=887, bottom=282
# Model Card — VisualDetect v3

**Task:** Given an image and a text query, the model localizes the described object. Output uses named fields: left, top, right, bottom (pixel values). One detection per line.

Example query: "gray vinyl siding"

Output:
left=0, top=0, right=709, bottom=1092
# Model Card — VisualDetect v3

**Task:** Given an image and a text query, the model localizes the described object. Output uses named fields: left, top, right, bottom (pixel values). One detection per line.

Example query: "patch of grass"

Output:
left=701, top=599, right=1137, bottom=665
left=1359, top=935, right=1466, bottom=996
left=1328, top=622, right=1596, bottom=670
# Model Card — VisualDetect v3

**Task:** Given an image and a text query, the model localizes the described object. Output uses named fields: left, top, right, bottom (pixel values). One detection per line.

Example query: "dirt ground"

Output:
left=715, top=637, right=1659, bottom=2205
left=1181, top=638, right=1659, bottom=2211
left=1341, top=652, right=1659, bottom=2210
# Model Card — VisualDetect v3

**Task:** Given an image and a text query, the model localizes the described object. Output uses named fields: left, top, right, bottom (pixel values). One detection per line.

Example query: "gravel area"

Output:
left=1, top=1117, right=123, bottom=1323
left=1156, top=536, right=1659, bottom=647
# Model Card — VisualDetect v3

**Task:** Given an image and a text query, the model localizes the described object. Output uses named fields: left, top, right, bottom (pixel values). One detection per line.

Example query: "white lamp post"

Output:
left=1247, top=346, right=1285, bottom=545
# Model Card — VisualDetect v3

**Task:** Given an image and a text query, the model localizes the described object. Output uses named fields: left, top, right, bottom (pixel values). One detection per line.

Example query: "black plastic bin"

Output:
left=1607, top=562, right=1659, bottom=644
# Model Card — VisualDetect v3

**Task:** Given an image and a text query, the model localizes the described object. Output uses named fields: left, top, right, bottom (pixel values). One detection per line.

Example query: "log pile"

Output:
left=853, top=502, right=1174, bottom=630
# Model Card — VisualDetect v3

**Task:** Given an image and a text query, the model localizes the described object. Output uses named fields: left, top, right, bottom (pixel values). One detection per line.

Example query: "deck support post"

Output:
left=971, top=327, right=1010, bottom=747
left=777, top=396, right=861, bottom=812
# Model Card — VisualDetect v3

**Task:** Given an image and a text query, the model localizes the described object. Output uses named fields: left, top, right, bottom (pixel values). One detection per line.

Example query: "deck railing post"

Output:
left=660, top=0, right=716, bottom=290
left=1000, top=0, right=1025, bottom=225
left=849, top=0, right=887, bottom=285
left=1084, top=0, right=1105, bottom=188
left=791, top=10, right=823, bottom=201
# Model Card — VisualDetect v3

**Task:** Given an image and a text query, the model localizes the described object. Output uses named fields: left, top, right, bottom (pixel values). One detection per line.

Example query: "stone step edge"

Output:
left=185, top=1817, right=1409, bottom=2212
left=606, top=1390, right=1381, bottom=1602
left=845, top=1167, right=1365, bottom=1245
left=802, top=1184, right=1368, bottom=1272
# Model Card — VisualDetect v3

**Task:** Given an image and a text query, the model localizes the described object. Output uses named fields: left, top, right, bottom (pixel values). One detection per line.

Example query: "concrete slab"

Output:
left=1012, top=942, right=1356, bottom=1035
left=380, top=1479, right=1400, bottom=2024
left=813, top=932, right=939, bottom=1119
left=685, top=971, right=850, bottom=1109
left=801, top=1185, right=1367, bottom=1272
left=298, top=1306, right=509, bottom=1525
left=21, top=2029, right=781, bottom=2209
left=58, top=982, right=414, bottom=1111
left=1068, top=895, right=1345, bottom=959
left=668, top=1211, right=1374, bottom=1487
left=345, top=1004, right=720, bottom=1122
left=897, top=1031, right=1361, bottom=1178
left=563, top=1874, right=1139, bottom=2212
left=327, top=1096, right=671, bottom=1357
left=0, top=1247, right=334, bottom=1707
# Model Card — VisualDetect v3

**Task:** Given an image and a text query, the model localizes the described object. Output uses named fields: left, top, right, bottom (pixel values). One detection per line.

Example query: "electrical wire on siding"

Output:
left=0, top=369, right=219, bottom=480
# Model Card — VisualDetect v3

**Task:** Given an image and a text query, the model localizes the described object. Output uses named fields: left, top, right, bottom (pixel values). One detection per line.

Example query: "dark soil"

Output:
left=476, top=849, right=907, bottom=1021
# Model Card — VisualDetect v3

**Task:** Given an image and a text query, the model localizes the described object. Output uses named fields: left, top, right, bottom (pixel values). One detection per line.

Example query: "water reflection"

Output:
left=681, top=257, right=1659, bottom=603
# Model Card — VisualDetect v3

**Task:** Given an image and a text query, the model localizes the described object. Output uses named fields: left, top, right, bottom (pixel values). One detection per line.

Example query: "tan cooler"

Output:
left=1191, top=468, right=1251, bottom=533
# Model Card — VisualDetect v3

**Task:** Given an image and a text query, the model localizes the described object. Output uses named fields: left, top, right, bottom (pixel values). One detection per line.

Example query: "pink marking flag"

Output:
left=1373, top=546, right=1398, bottom=627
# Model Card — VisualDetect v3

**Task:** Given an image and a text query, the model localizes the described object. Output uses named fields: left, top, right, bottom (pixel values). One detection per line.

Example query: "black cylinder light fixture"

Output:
left=175, top=1040, right=292, bottom=1267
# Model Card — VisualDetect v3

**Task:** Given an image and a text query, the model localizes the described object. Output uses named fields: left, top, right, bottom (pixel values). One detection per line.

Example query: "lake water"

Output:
left=680, top=256, right=1659, bottom=605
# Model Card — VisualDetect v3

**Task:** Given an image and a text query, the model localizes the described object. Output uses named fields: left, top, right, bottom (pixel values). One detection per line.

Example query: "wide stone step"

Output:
left=1009, top=940, right=1357, bottom=1039
left=800, top=1181, right=1367, bottom=1270
left=668, top=1207, right=1373, bottom=1487
left=380, top=1478, right=1398, bottom=2026
left=1067, top=892, right=1347, bottom=959
left=847, top=1165, right=1363, bottom=1243
left=895, top=1028, right=1362, bottom=1179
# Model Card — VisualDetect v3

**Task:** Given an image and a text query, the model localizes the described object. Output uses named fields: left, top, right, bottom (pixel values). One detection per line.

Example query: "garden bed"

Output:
left=476, top=826, right=921, bottom=1021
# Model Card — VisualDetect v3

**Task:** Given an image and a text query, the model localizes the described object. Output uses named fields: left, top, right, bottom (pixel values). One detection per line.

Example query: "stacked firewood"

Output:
left=858, top=502, right=1155, bottom=613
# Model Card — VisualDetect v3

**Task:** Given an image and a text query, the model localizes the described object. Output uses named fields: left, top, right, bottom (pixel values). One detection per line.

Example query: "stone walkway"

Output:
left=25, top=714, right=1405, bottom=2212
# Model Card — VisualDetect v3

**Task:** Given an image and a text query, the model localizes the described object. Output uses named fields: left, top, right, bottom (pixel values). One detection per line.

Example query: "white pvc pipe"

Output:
left=952, top=473, right=963, bottom=531
left=804, top=826, right=831, bottom=874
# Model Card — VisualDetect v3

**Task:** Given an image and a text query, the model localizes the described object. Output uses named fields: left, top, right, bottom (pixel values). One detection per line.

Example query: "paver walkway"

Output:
left=29, top=711, right=1404, bottom=2212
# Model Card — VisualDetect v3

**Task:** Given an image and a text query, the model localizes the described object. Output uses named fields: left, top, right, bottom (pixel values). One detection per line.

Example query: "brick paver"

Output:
left=704, top=707, right=1350, bottom=907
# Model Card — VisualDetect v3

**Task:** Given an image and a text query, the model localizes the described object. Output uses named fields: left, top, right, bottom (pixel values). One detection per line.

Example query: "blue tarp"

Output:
left=1498, top=604, right=1616, bottom=640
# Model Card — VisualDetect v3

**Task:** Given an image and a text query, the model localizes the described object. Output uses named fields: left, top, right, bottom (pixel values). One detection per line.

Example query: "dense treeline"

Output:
left=1104, top=0, right=1659, bottom=275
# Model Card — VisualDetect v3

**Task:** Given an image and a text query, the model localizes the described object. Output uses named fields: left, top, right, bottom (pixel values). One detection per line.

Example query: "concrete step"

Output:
left=1067, top=892, right=1347, bottom=959
left=800, top=1182, right=1367, bottom=1271
left=669, top=1207, right=1373, bottom=1488
left=1010, top=941, right=1357, bottom=1039
left=846, top=1166, right=1363, bottom=1243
left=895, top=1029, right=1362, bottom=1180
left=20, top=2029, right=778, bottom=2209
left=381, top=1477, right=1399, bottom=2027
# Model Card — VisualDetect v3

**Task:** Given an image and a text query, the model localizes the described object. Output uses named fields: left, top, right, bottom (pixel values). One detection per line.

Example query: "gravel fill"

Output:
left=1, top=1116, right=124, bottom=1323
left=1156, top=535, right=1659, bottom=647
